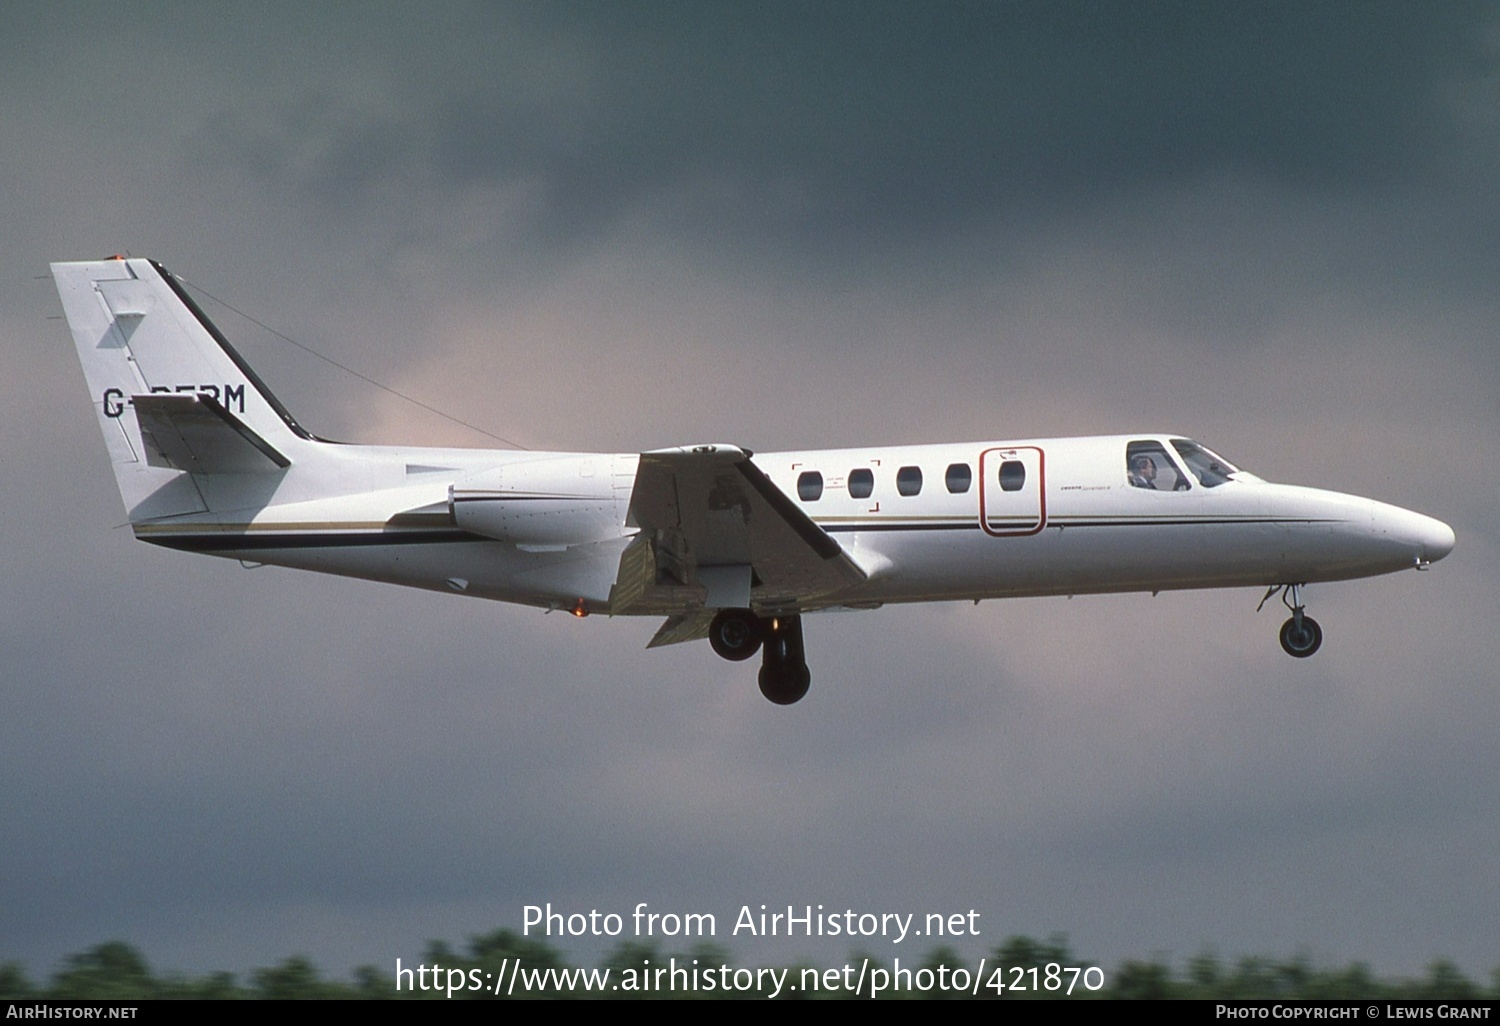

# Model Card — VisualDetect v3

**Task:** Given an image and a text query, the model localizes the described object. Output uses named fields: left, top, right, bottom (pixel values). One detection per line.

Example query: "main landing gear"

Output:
left=708, top=608, right=811, bottom=705
left=1259, top=583, right=1323, bottom=658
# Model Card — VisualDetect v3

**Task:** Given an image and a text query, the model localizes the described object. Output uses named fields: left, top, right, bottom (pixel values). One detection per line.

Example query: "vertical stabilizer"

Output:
left=52, top=257, right=310, bottom=521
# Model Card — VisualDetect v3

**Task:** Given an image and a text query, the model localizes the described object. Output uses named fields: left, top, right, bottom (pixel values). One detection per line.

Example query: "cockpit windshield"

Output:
left=1170, top=439, right=1239, bottom=488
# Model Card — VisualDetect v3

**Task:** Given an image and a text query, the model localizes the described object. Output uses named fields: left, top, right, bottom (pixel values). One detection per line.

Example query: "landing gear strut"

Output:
left=757, top=615, right=811, bottom=705
left=1260, top=583, right=1322, bottom=658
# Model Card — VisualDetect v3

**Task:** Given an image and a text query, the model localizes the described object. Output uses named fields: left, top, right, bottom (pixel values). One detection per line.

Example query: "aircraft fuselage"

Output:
left=132, top=435, right=1453, bottom=614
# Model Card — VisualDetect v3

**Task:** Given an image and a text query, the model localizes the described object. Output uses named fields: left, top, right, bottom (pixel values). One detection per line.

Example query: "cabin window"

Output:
left=1126, top=440, right=1190, bottom=491
left=945, top=463, right=972, bottom=494
left=848, top=467, right=874, bottom=499
left=999, top=460, right=1025, bottom=492
left=797, top=471, right=824, bottom=501
left=896, top=466, right=923, bottom=496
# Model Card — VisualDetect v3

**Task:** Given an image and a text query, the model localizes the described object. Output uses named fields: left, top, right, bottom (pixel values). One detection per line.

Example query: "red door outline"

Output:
left=978, top=446, right=1046, bottom=537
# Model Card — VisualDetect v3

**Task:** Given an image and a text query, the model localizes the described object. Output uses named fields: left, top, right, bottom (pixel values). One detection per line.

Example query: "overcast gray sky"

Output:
left=3, top=1, right=1498, bottom=983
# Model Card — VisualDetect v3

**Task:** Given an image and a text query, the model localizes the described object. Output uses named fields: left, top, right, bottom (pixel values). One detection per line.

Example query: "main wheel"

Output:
left=1279, top=615, right=1323, bottom=658
left=709, top=609, right=763, bottom=661
left=758, top=663, right=811, bottom=705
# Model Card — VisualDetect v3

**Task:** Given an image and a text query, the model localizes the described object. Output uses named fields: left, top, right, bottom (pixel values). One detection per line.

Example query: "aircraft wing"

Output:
left=612, top=444, right=866, bottom=621
left=133, top=393, right=290, bottom=474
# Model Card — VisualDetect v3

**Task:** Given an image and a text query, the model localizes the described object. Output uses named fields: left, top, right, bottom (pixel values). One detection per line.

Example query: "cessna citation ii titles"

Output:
left=54, top=257, right=1456, bottom=704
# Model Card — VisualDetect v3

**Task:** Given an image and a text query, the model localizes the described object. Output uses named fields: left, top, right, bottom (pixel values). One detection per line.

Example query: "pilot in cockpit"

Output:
left=1128, top=454, right=1158, bottom=489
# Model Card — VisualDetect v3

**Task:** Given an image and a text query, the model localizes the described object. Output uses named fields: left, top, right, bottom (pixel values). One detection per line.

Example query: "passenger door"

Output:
left=979, top=446, right=1045, bottom=536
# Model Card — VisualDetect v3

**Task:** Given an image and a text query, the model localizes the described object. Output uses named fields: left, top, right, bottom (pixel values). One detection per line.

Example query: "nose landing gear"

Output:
left=1260, top=583, right=1323, bottom=658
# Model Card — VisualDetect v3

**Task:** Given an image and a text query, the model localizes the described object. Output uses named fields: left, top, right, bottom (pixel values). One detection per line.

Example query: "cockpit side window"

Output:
left=1126, top=440, right=1190, bottom=491
left=1171, top=439, right=1238, bottom=488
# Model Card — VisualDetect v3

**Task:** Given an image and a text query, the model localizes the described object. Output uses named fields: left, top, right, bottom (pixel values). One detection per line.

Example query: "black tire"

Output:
left=758, top=663, right=811, bottom=705
left=1279, top=615, right=1323, bottom=658
left=709, top=609, right=763, bottom=662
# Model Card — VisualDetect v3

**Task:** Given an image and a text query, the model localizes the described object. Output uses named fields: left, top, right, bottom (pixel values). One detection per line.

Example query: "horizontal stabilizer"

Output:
left=134, top=393, right=290, bottom=474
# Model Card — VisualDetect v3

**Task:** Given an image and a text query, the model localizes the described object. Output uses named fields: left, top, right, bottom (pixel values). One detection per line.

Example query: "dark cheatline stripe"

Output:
left=142, top=530, right=489, bottom=552
left=452, top=494, right=595, bottom=503
left=144, top=515, right=1341, bottom=551
left=822, top=522, right=978, bottom=533
left=820, top=517, right=1333, bottom=534
left=1053, top=518, right=1338, bottom=528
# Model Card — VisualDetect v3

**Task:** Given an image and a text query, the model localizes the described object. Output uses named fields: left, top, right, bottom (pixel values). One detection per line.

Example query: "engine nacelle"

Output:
left=450, top=455, right=632, bottom=547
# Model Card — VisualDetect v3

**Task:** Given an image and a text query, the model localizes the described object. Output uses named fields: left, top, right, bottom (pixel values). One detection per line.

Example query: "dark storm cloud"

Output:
left=207, top=2, right=1490, bottom=254
left=6, top=0, right=1499, bottom=986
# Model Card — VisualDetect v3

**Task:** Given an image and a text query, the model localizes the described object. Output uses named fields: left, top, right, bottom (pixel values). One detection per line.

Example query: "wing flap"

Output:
left=647, top=611, right=717, bottom=649
left=133, top=393, right=290, bottom=474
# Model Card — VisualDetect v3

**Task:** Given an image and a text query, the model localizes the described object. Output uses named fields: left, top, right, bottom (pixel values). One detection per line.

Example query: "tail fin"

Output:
left=52, top=257, right=313, bottom=521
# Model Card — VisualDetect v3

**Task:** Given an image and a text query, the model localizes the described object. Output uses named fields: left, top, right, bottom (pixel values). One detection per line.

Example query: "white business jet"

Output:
left=53, top=257, right=1455, bottom=704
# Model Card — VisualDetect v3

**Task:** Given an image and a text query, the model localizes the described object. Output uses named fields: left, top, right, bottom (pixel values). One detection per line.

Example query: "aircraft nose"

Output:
left=1373, top=503, right=1455, bottom=566
left=1422, top=516, right=1457, bottom=564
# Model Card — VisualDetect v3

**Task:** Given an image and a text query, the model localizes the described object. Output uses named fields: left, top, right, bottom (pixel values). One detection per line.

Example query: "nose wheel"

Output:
left=1278, top=612, right=1322, bottom=657
left=1261, top=583, right=1323, bottom=658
